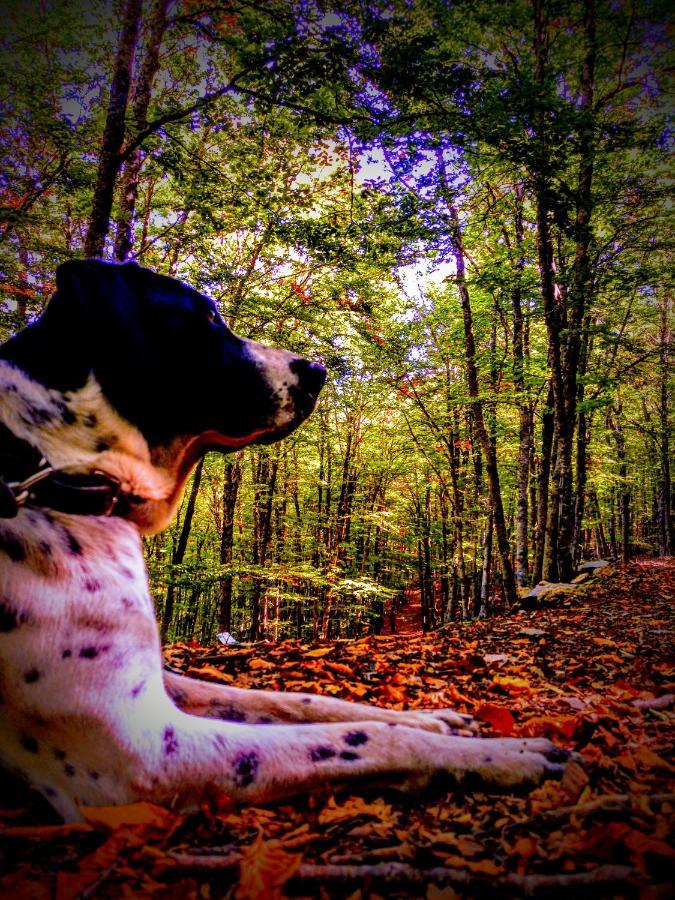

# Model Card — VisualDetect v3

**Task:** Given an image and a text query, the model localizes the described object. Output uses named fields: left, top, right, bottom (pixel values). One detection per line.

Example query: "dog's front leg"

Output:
left=130, top=707, right=569, bottom=811
left=164, top=672, right=476, bottom=734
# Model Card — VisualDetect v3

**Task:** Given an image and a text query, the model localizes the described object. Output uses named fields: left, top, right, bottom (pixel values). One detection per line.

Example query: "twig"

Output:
left=632, top=694, right=674, bottom=711
left=169, top=853, right=639, bottom=896
left=539, top=792, right=675, bottom=822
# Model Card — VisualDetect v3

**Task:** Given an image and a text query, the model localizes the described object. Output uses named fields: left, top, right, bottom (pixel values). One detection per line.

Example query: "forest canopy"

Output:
left=0, top=0, right=672, bottom=643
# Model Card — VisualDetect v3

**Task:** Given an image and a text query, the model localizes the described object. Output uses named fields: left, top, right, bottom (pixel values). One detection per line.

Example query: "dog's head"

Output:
left=41, top=260, right=326, bottom=448
left=1, top=260, right=325, bottom=531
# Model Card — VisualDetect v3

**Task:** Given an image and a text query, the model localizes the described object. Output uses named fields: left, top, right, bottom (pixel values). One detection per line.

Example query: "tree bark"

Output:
left=510, top=185, right=532, bottom=587
left=84, top=0, right=143, bottom=258
left=555, top=0, right=597, bottom=580
left=162, top=457, right=204, bottom=641
left=218, top=457, right=242, bottom=634
left=657, top=294, right=673, bottom=555
left=448, top=204, right=518, bottom=608
left=532, top=382, right=554, bottom=584
left=114, top=0, right=170, bottom=261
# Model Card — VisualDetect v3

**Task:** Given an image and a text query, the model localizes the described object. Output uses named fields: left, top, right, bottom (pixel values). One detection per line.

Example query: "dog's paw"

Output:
left=392, top=708, right=478, bottom=736
left=449, top=736, right=572, bottom=788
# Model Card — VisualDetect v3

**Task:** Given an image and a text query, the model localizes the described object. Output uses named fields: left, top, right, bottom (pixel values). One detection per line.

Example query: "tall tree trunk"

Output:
left=218, top=457, right=242, bottom=634
left=657, top=294, right=673, bottom=555
left=608, top=405, right=630, bottom=563
left=162, top=457, right=204, bottom=641
left=573, top=318, right=593, bottom=563
left=478, top=512, right=493, bottom=618
left=533, top=382, right=554, bottom=584
left=250, top=450, right=278, bottom=641
left=448, top=204, right=518, bottom=608
left=114, top=0, right=169, bottom=261
left=84, top=0, right=143, bottom=258
left=555, top=0, right=597, bottom=581
left=510, top=184, right=532, bottom=587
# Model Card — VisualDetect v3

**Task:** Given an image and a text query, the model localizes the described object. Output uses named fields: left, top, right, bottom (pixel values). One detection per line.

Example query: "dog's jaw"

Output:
left=0, top=361, right=313, bottom=535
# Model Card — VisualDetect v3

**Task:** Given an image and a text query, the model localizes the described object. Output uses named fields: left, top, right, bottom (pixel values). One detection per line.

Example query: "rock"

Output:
left=518, top=627, right=547, bottom=638
left=577, top=559, right=610, bottom=574
left=521, top=582, right=577, bottom=610
left=216, top=631, right=238, bottom=645
left=572, top=573, right=591, bottom=584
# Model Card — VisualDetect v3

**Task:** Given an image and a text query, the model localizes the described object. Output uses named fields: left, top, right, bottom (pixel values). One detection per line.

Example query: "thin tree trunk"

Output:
left=657, top=295, right=673, bottom=555
left=114, top=0, right=170, bottom=261
left=478, top=512, right=493, bottom=618
left=448, top=204, right=518, bottom=608
left=162, top=457, right=204, bottom=641
left=533, top=382, right=554, bottom=584
left=510, top=185, right=532, bottom=587
left=218, top=457, right=242, bottom=634
left=555, top=0, right=597, bottom=581
left=84, top=0, right=143, bottom=258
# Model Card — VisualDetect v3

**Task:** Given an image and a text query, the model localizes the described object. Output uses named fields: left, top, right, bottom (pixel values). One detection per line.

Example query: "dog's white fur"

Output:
left=0, top=359, right=568, bottom=823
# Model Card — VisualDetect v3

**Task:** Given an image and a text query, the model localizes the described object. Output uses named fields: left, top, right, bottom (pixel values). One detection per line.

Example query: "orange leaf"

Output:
left=237, top=834, right=302, bottom=899
left=81, top=801, right=179, bottom=832
left=475, top=702, right=515, bottom=735
left=492, top=674, right=532, bottom=695
left=318, top=795, right=397, bottom=826
left=634, top=745, right=675, bottom=773
left=304, top=647, right=333, bottom=658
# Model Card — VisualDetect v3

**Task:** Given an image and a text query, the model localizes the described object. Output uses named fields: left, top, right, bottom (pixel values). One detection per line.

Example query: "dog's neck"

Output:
left=0, top=361, right=198, bottom=533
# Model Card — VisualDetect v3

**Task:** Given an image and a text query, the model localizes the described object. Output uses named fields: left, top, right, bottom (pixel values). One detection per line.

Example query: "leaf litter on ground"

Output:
left=0, top=558, right=673, bottom=898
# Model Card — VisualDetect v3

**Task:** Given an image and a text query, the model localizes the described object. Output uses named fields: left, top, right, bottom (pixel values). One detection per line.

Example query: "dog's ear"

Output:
left=1, top=260, right=147, bottom=392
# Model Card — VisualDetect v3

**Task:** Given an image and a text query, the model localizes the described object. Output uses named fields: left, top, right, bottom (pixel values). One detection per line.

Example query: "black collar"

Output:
left=0, top=422, right=123, bottom=518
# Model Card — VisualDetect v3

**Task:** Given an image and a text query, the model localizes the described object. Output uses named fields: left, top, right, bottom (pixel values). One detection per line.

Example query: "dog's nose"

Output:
left=290, top=359, right=326, bottom=396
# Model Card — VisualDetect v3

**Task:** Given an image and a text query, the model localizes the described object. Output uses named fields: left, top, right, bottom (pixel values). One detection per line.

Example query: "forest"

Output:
left=0, top=0, right=672, bottom=645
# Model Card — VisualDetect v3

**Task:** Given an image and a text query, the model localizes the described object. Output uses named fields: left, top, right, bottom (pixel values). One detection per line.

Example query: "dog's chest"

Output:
left=0, top=509, right=160, bottom=715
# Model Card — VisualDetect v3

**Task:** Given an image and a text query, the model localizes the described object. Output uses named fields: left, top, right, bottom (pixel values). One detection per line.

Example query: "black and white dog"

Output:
left=0, top=260, right=568, bottom=822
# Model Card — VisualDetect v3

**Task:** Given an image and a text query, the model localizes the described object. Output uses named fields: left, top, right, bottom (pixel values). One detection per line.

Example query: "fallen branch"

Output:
left=540, top=792, right=675, bottom=822
left=169, top=852, right=639, bottom=896
left=632, top=694, right=674, bottom=711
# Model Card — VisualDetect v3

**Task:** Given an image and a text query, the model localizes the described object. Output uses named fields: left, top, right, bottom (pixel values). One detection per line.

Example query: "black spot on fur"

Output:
left=131, top=680, right=147, bottom=699
left=95, top=438, right=111, bottom=453
left=167, top=685, right=187, bottom=706
left=344, top=731, right=368, bottom=747
left=83, top=578, right=101, bottom=593
left=57, top=402, right=76, bottom=426
left=163, top=726, right=179, bottom=755
left=20, top=734, right=39, bottom=754
left=309, top=745, right=336, bottom=762
left=62, top=649, right=72, bottom=659
left=44, top=786, right=56, bottom=798
left=211, top=702, right=247, bottom=723
left=23, top=668, right=41, bottom=684
left=301, top=697, right=312, bottom=705
left=64, top=530, right=82, bottom=556
left=0, top=531, right=26, bottom=562
left=89, top=770, right=100, bottom=781
left=83, top=413, right=97, bottom=428
left=38, top=540, right=52, bottom=556
left=79, top=646, right=99, bottom=659
left=0, top=600, right=24, bottom=632
left=63, top=763, right=75, bottom=777
left=54, top=749, right=66, bottom=761
left=233, top=751, right=259, bottom=788
left=118, top=566, right=134, bottom=580
left=340, top=751, right=360, bottom=761
left=387, top=723, right=397, bottom=727
left=24, top=405, right=53, bottom=426
left=257, top=716, right=273, bottom=724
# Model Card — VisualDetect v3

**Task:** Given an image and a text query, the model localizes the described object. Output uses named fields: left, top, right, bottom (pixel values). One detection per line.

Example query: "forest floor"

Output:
left=0, top=558, right=673, bottom=899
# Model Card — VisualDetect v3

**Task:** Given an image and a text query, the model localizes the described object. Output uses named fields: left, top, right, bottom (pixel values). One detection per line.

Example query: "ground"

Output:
left=0, top=558, right=673, bottom=898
